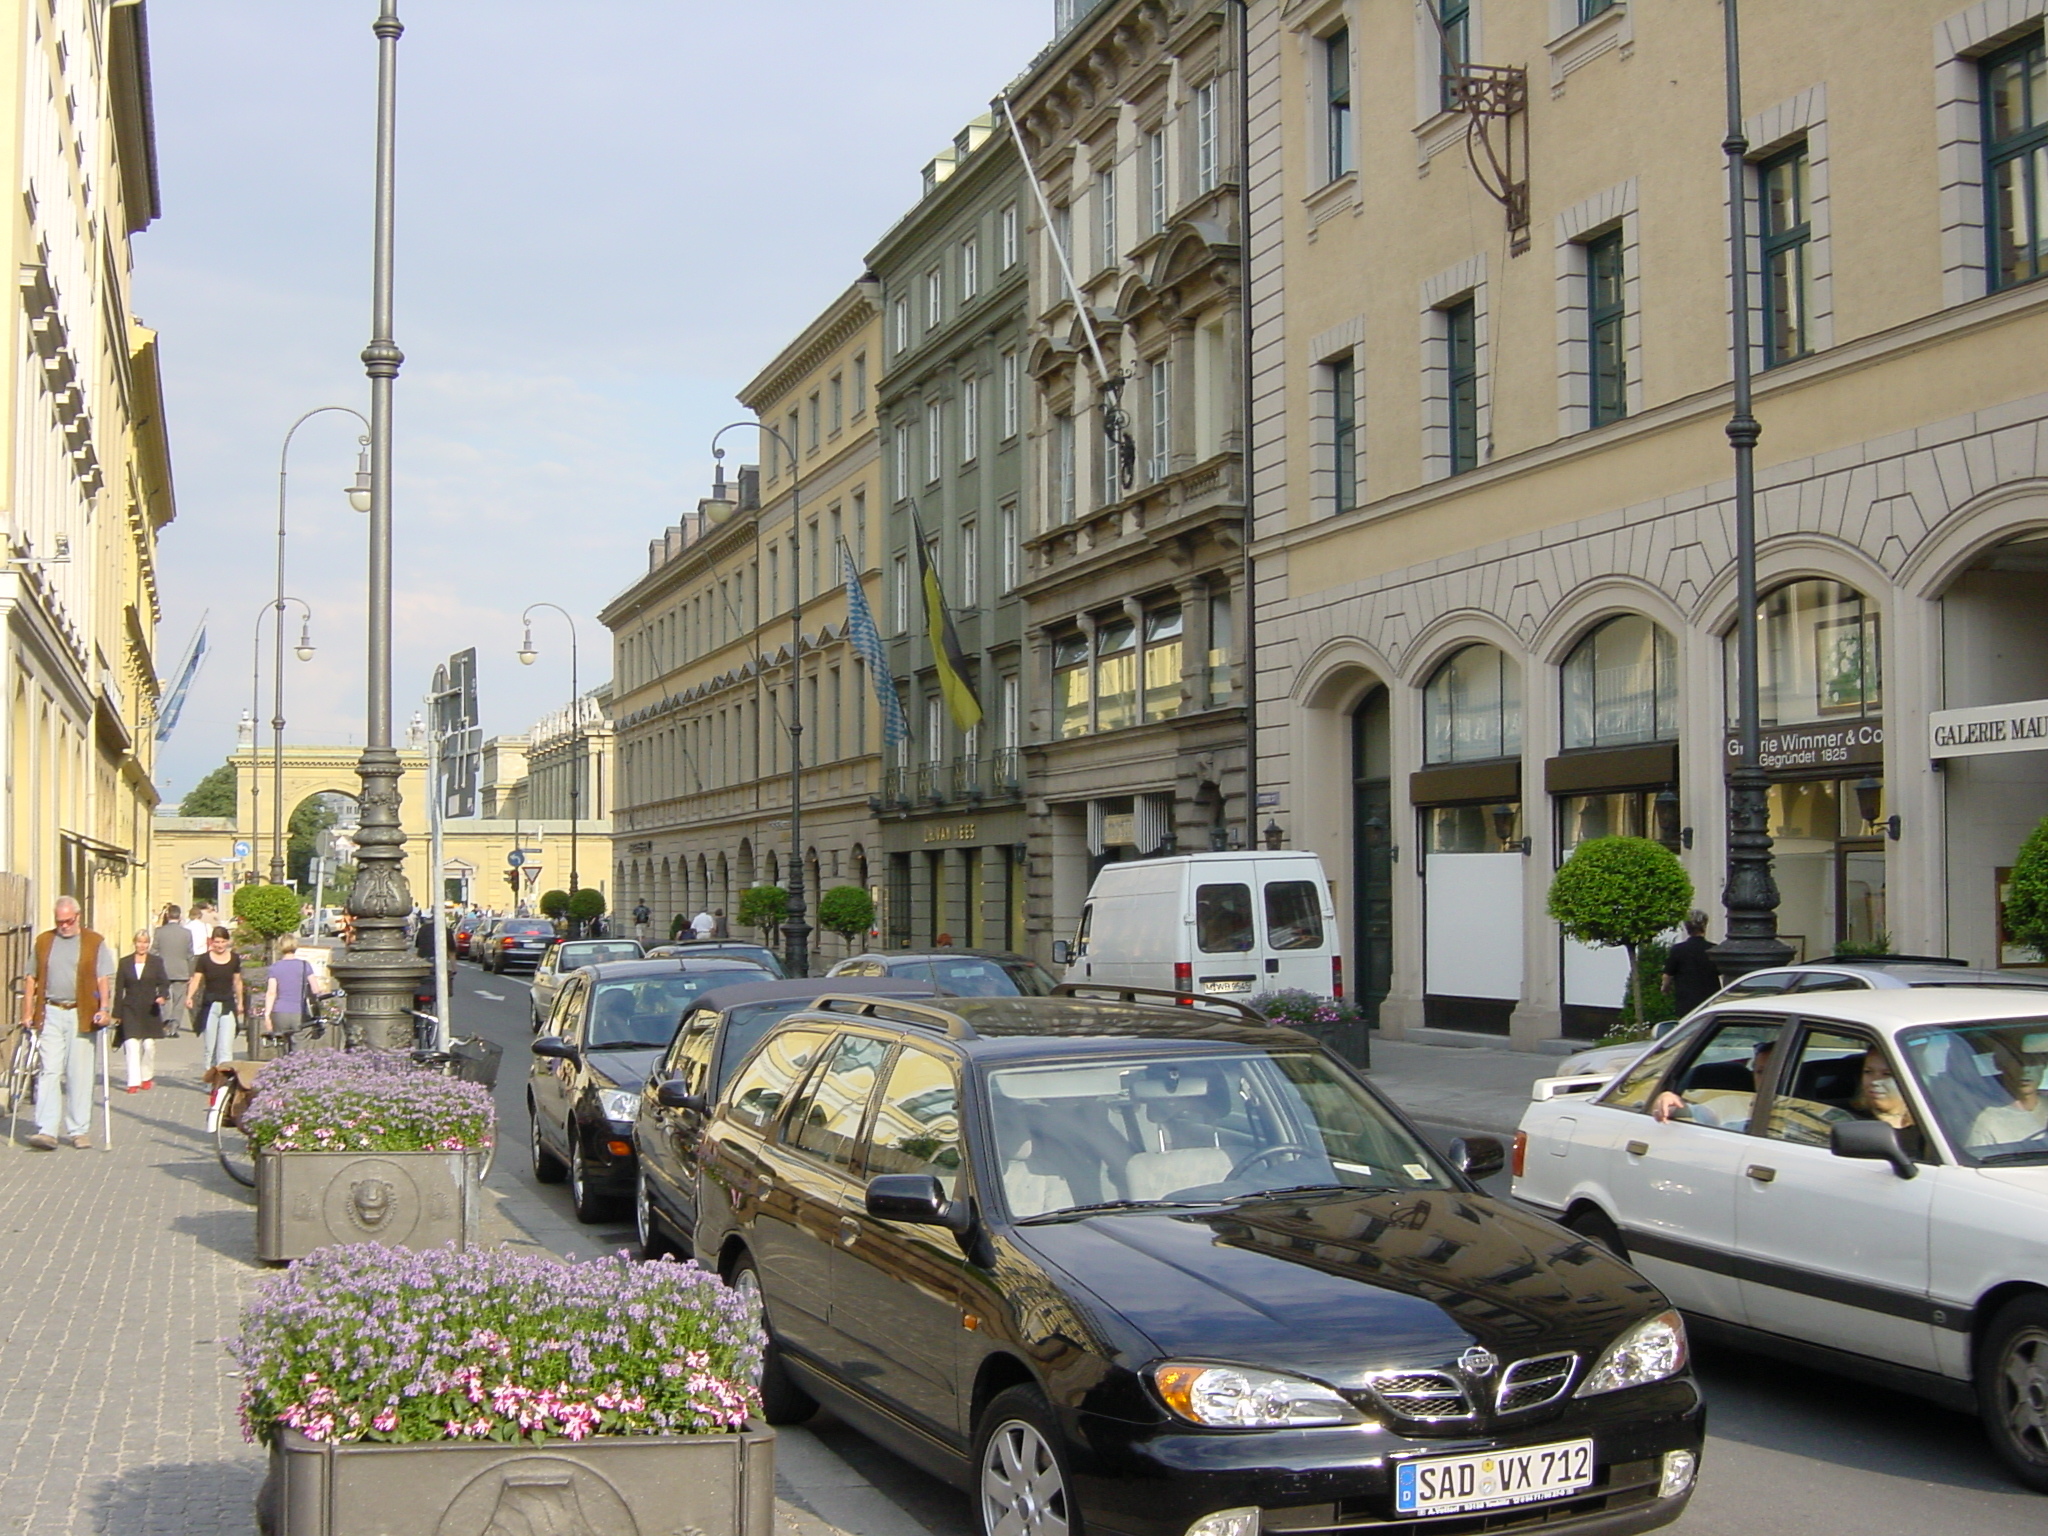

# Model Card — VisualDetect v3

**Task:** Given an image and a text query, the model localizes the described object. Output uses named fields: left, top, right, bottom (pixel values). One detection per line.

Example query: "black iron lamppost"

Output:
left=249, top=596, right=315, bottom=882
left=336, top=0, right=428, bottom=1047
left=1711, top=0, right=1794, bottom=980
left=710, top=419, right=811, bottom=979
left=517, top=603, right=582, bottom=908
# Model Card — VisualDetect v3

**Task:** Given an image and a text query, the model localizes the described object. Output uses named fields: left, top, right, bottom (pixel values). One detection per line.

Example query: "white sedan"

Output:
left=1513, top=987, right=2048, bottom=1493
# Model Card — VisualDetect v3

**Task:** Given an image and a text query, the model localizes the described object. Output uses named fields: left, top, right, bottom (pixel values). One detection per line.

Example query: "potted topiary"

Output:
left=242, top=1049, right=495, bottom=1263
left=235, top=883, right=309, bottom=962
left=241, top=1243, right=773, bottom=1536
left=1548, top=836, right=1694, bottom=1028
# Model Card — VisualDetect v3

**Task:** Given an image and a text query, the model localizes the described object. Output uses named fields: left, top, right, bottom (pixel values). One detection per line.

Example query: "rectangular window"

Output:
left=1000, top=502, right=1019, bottom=591
left=1146, top=128, right=1167, bottom=232
left=1445, top=297, right=1479, bottom=475
left=1001, top=674, right=1020, bottom=750
left=1054, top=412, right=1076, bottom=523
left=1985, top=33, right=2048, bottom=290
left=1052, top=202, right=1073, bottom=263
left=852, top=490, right=866, bottom=565
left=1579, top=0, right=1615, bottom=21
left=925, top=267, right=942, bottom=329
left=892, top=296, right=909, bottom=354
left=829, top=667, right=843, bottom=760
left=925, top=695, right=945, bottom=764
left=853, top=354, right=867, bottom=414
left=828, top=506, right=843, bottom=580
left=1142, top=607, right=1184, bottom=722
left=1329, top=355, right=1357, bottom=512
left=1053, top=633, right=1091, bottom=738
left=961, top=376, right=980, bottom=463
left=961, top=234, right=980, bottom=301
left=1001, top=350, right=1020, bottom=439
left=806, top=393, right=820, bottom=453
left=1586, top=230, right=1627, bottom=426
left=1437, top=0, right=1469, bottom=113
left=767, top=548, right=780, bottom=616
left=1095, top=619, right=1137, bottom=732
left=1097, top=166, right=1118, bottom=269
left=1102, top=408, right=1123, bottom=504
left=999, top=202, right=1019, bottom=267
left=829, top=373, right=844, bottom=434
left=786, top=412, right=800, bottom=474
left=807, top=519, right=819, bottom=598
left=892, top=421, right=910, bottom=500
left=1760, top=145, right=1813, bottom=367
left=892, top=553, right=909, bottom=635
left=960, top=518, right=979, bottom=605
left=1148, top=357, right=1171, bottom=482
left=1325, top=28, right=1353, bottom=180
left=1194, top=80, right=1220, bottom=192
left=926, top=400, right=943, bottom=483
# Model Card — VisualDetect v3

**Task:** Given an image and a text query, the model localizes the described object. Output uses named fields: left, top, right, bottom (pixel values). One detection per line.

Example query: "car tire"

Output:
left=634, top=1169, right=674, bottom=1261
left=727, top=1253, right=817, bottom=1425
left=568, top=1131, right=610, bottom=1223
left=974, top=1384, right=1079, bottom=1536
left=529, top=1100, right=565, bottom=1184
left=1978, top=1293, right=2048, bottom=1492
left=1565, top=1205, right=1629, bottom=1262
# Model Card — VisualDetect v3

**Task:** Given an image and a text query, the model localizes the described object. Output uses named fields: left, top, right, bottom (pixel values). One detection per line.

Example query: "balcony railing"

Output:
left=951, top=756, right=983, bottom=802
left=991, top=747, right=1022, bottom=797
left=914, top=763, right=946, bottom=804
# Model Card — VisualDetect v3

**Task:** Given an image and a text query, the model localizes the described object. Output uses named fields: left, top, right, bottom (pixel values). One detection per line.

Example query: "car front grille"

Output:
left=1365, top=1371, right=1473, bottom=1422
left=1494, top=1352, right=1577, bottom=1414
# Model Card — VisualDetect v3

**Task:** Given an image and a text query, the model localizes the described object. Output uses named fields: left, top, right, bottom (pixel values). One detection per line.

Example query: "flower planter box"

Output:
left=255, top=1149, right=483, bottom=1263
left=257, top=1422, right=774, bottom=1536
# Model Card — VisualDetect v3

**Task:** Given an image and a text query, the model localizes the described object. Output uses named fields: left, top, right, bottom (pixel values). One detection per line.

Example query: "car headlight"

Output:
left=596, top=1088, right=640, bottom=1123
left=1575, top=1309, right=1687, bottom=1397
left=1152, top=1363, right=1360, bottom=1428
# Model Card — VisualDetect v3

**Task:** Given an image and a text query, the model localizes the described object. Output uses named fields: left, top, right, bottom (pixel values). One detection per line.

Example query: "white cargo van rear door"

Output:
left=1258, top=861, right=1339, bottom=995
left=1190, top=875, right=1262, bottom=995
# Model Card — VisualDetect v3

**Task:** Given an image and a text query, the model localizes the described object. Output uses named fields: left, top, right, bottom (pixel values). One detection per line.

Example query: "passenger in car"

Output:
left=1850, top=1047, right=1926, bottom=1159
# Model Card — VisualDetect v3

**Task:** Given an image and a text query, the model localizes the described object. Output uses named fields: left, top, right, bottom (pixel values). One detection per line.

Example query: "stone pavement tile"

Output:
left=1365, top=1035, right=1562, bottom=1134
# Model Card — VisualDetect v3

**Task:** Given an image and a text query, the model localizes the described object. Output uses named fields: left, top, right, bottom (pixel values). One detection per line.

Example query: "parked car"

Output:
left=826, top=949, right=1057, bottom=996
left=1515, top=987, right=2048, bottom=1491
left=479, top=917, right=559, bottom=974
left=528, top=956, right=777, bottom=1220
left=632, top=976, right=941, bottom=1259
left=692, top=993, right=1704, bottom=1536
left=1056, top=849, right=1345, bottom=1000
left=530, top=938, right=648, bottom=1027
left=644, top=940, right=788, bottom=977
left=453, top=912, right=489, bottom=960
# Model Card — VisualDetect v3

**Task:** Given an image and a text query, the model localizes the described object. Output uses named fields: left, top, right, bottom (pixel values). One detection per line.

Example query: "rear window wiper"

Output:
left=1015, top=1198, right=1227, bottom=1225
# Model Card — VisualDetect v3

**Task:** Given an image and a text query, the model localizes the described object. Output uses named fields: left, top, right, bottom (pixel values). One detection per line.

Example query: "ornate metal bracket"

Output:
left=1445, top=63, right=1531, bottom=254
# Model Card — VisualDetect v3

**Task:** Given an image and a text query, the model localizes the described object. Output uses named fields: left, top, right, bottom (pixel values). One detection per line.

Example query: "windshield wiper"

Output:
left=589, top=1040, right=667, bottom=1051
left=1974, top=1148, right=2048, bottom=1165
left=1234, top=1182, right=1389, bottom=1201
left=1015, top=1198, right=1227, bottom=1225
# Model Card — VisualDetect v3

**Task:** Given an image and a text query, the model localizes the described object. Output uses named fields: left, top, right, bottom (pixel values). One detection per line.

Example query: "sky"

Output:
left=142, top=0, right=1055, bottom=809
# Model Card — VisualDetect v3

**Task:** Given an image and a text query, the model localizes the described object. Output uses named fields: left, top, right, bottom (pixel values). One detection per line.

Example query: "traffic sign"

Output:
left=234, top=840, right=252, bottom=860
left=507, top=850, right=525, bottom=868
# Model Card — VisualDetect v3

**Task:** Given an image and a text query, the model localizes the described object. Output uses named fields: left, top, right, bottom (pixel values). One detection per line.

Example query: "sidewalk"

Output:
left=1364, top=1033, right=1569, bottom=1134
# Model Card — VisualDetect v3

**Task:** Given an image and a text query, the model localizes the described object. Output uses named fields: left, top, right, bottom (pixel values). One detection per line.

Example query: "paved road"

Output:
left=452, top=967, right=2047, bottom=1536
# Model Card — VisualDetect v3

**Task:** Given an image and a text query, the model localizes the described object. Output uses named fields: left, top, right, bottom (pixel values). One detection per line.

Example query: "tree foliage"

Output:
left=738, top=884, right=787, bottom=940
left=816, top=885, right=875, bottom=945
left=2004, top=817, right=2048, bottom=960
left=180, top=761, right=238, bottom=817
left=539, top=889, right=570, bottom=920
left=233, top=884, right=306, bottom=956
left=567, top=888, right=607, bottom=924
left=1548, top=836, right=1694, bottom=1026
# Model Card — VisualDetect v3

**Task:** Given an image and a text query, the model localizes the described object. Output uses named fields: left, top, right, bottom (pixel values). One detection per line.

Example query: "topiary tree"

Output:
left=2004, top=817, right=2048, bottom=959
left=232, top=883, right=306, bottom=960
left=1548, top=836, right=1694, bottom=1027
left=538, top=889, right=570, bottom=921
left=737, top=884, right=787, bottom=943
left=816, top=885, right=876, bottom=952
left=1612, top=940, right=1678, bottom=1039
left=568, top=888, right=607, bottom=933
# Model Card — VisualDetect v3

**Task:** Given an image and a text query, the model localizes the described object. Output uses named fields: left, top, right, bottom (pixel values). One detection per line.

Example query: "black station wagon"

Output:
left=692, top=995, right=1705, bottom=1536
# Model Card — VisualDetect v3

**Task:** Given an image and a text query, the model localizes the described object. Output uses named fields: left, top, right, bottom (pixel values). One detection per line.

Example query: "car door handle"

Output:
left=1625, top=1140, right=1649, bottom=1158
left=838, top=1216, right=860, bottom=1249
left=1746, top=1164, right=1777, bottom=1184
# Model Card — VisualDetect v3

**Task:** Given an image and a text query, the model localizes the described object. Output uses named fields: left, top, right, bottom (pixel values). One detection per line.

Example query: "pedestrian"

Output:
left=20, top=896, right=114, bottom=1150
left=632, top=901, right=651, bottom=944
left=113, top=928, right=170, bottom=1092
left=152, top=904, right=194, bottom=1036
left=691, top=907, right=715, bottom=941
left=1663, top=910, right=1722, bottom=1018
left=712, top=908, right=729, bottom=939
left=263, top=935, right=319, bottom=1050
left=183, top=902, right=216, bottom=959
left=187, top=926, right=245, bottom=1072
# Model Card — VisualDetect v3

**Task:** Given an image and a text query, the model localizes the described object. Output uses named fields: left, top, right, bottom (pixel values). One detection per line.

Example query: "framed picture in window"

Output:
left=1814, top=613, right=1875, bottom=715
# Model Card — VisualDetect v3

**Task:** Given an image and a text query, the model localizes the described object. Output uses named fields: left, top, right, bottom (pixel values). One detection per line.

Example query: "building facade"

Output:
left=868, top=117, right=1032, bottom=952
left=0, top=0, right=170, bottom=944
left=606, top=284, right=888, bottom=960
left=1246, top=0, right=2048, bottom=1044
left=1009, top=0, right=1252, bottom=960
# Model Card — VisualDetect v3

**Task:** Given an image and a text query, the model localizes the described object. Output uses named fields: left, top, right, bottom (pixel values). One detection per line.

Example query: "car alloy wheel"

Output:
left=1981, top=1297, right=2048, bottom=1492
left=528, top=1101, right=564, bottom=1184
left=977, top=1387, right=1073, bottom=1536
left=634, top=1170, right=668, bottom=1260
left=569, top=1133, right=606, bottom=1224
left=727, top=1255, right=816, bottom=1425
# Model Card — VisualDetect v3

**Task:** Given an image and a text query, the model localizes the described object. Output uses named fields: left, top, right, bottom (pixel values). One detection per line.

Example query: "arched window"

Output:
left=1562, top=615, right=1677, bottom=749
left=1731, top=579, right=1880, bottom=727
left=1423, top=644, right=1522, bottom=764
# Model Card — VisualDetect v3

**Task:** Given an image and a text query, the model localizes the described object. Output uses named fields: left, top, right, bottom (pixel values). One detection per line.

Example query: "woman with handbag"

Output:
left=113, top=929, right=170, bottom=1091
left=262, top=935, right=323, bottom=1051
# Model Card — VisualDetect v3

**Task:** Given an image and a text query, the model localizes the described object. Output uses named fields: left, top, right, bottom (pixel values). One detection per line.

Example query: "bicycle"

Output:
left=409, top=1010, right=503, bottom=1180
left=210, top=1002, right=331, bottom=1188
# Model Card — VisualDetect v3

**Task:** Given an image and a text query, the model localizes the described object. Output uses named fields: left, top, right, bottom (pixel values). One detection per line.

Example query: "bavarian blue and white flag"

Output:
left=840, top=539, right=910, bottom=746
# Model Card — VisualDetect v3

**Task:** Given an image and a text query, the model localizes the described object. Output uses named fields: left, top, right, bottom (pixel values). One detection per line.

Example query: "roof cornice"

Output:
left=739, top=281, right=881, bottom=414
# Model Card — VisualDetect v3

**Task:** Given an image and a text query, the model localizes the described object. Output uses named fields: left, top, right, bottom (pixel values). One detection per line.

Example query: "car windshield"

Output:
left=588, top=976, right=733, bottom=1048
left=561, top=942, right=642, bottom=970
left=897, top=957, right=1055, bottom=997
left=504, top=921, right=555, bottom=936
left=1898, top=1020, right=2048, bottom=1164
left=987, top=1049, right=1450, bottom=1220
left=712, top=1001, right=814, bottom=1093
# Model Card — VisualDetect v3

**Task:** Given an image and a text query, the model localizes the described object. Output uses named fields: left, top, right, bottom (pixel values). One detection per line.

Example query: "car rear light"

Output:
left=1173, top=961, right=1193, bottom=1003
left=1511, top=1131, right=1528, bottom=1179
left=1331, top=955, right=1344, bottom=1000
left=607, top=1139, right=633, bottom=1157
left=501, top=937, right=516, bottom=948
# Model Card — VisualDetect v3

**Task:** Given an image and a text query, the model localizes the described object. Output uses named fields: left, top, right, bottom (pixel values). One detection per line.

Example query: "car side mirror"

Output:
left=866, top=1173, right=973, bottom=1234
left=1830, top=1119, right=1918, bottom=1179
left=1448, top=1135, right=1506, bottom=1181
left=1650, top=1019, right=1679, bottom=1039
left=530, top=1035, right=577, bottom=1062
left=1051, top=939, right=1071, bottom=965
left=655, top=1078, right=707, bottom=1113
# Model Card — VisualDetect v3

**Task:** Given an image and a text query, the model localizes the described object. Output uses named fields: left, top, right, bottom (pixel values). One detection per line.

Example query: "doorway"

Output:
left=1350, top=688, right=1393, bottom=1025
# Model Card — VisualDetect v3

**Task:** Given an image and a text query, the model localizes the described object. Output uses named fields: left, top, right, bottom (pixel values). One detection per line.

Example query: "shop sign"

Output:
left=1724, top=719, right=1883, bottom=774
left=1930, top=699, right=2048, bottom=759
left=1100, top=813, right=1136, bottom=847
left=921, top=821, right=978, bottom=844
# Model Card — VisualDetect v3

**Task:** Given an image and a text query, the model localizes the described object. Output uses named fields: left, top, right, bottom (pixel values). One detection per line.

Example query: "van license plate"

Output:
left=1199, top=977, right=1253, bottom=993
left=1393, top=1439, right=1593, bottom=1516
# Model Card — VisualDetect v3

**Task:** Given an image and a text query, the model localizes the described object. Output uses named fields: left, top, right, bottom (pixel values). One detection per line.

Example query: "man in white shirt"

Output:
left=690, top=909, right=716, bottom=941
left=185, top=903, right=218, bottom=954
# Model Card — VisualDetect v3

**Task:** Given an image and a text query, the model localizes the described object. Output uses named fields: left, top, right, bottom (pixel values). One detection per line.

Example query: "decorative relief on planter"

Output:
left=256, top=1150, right=481, bottom=1263
left=438, top=1456, right=634, bottom=1536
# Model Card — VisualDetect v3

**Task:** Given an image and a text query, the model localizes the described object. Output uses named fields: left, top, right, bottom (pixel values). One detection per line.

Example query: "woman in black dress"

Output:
left=112, top=929, right=170, bottom=1091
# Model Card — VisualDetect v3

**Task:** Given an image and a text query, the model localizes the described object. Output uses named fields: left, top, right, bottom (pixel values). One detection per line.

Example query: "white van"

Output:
left=1056, top=850, right=1344, bottom=999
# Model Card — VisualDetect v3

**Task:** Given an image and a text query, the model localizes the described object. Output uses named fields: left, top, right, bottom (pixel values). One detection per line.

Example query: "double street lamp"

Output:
left=517, top=602, right=582, bottom=906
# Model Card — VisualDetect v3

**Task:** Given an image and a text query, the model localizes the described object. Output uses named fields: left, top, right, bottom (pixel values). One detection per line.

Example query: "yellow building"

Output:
left=0, top=1, right=171, bottom=953
left=1246, top=0, right=2048, bottom=1044
left=605, top=282, right=887, bottom=958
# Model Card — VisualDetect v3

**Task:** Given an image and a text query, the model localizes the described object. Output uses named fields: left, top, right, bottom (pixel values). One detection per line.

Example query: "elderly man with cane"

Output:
left=20, top=896, right=114, bottom=1150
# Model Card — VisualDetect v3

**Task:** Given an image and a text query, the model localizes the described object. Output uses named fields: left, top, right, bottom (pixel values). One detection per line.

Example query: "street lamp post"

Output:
left=248, top=596, right=315, bottom=883
left=517, top=603, right=582, bottom=921
left=268, top=406, right=369, bottom=885
left=710, top=419, right=810, bottom=979
left=1711, top=0, right=1793, bottom=980
left=336, top=0, right=428, bottom=1048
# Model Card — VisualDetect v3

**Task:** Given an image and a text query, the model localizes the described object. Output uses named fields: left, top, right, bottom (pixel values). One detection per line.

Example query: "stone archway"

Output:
left=233, top=745, right=430, bottom=886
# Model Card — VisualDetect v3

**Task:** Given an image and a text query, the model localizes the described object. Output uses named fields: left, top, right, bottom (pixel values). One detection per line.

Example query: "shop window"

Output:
left=1766, top=777, right=1888, bottom=960
left=1423, top=643, right=1522, bottom=764
left=1734, top=579, right=1880, bottom=728
left=1562, top=614, right=1677, bottom=749
left=1424, top=802, right=1521, bottom=853
left=1095, top=619, right=1137, bottom=731
left=1142, top=607, right=1184, bottom=722
left=1054, top=633, right=1091, bottom=739
left=1557, top=790, right=1652, bottom=855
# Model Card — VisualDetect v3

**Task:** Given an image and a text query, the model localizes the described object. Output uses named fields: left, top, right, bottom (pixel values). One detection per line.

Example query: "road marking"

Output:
left=474, top=990, right=505, bottom=1001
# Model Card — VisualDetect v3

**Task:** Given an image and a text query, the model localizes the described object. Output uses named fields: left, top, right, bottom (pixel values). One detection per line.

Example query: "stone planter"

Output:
left=255, top=1148, right=483, bottom=1263
left=258, top=1422, right=775, bottom=1536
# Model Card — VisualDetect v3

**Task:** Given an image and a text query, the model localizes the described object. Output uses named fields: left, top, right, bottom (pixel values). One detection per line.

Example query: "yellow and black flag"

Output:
left=911, top=504, right=983, bottom=732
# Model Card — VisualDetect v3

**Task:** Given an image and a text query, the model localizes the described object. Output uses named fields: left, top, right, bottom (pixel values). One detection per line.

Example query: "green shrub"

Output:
left=737, top=884, right=787, bottom=941
left=1612, top=940, right=1677, bottom=1036
left=538, top=889, right=570, bottom=921
left=2009, top=818, right=2048, bottom=961
left=817, top=885, right=876, bottom=947
left=1549, top=836, right=1694, bottom=1027
left=232, top=884, right=305, bottom=957
left=567, top=888, right=607, bottom=924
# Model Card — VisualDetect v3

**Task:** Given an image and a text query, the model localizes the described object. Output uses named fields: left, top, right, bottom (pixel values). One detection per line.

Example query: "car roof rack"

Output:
left=807, top=995, right=979, bottom=1040
left=1049, top=982, right=1269, bottom=1026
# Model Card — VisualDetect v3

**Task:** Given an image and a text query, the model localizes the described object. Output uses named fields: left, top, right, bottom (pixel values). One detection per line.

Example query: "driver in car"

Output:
left=1968, top=1036, right=2047, bottom=1149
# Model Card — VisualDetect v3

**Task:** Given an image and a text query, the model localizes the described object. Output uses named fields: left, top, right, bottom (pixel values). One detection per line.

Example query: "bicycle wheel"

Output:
left=216, top=1112, right=256, bottom=1187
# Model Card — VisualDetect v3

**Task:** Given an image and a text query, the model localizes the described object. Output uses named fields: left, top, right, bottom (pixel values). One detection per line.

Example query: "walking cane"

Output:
left=97, top=1026, right=112, bottom=1152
